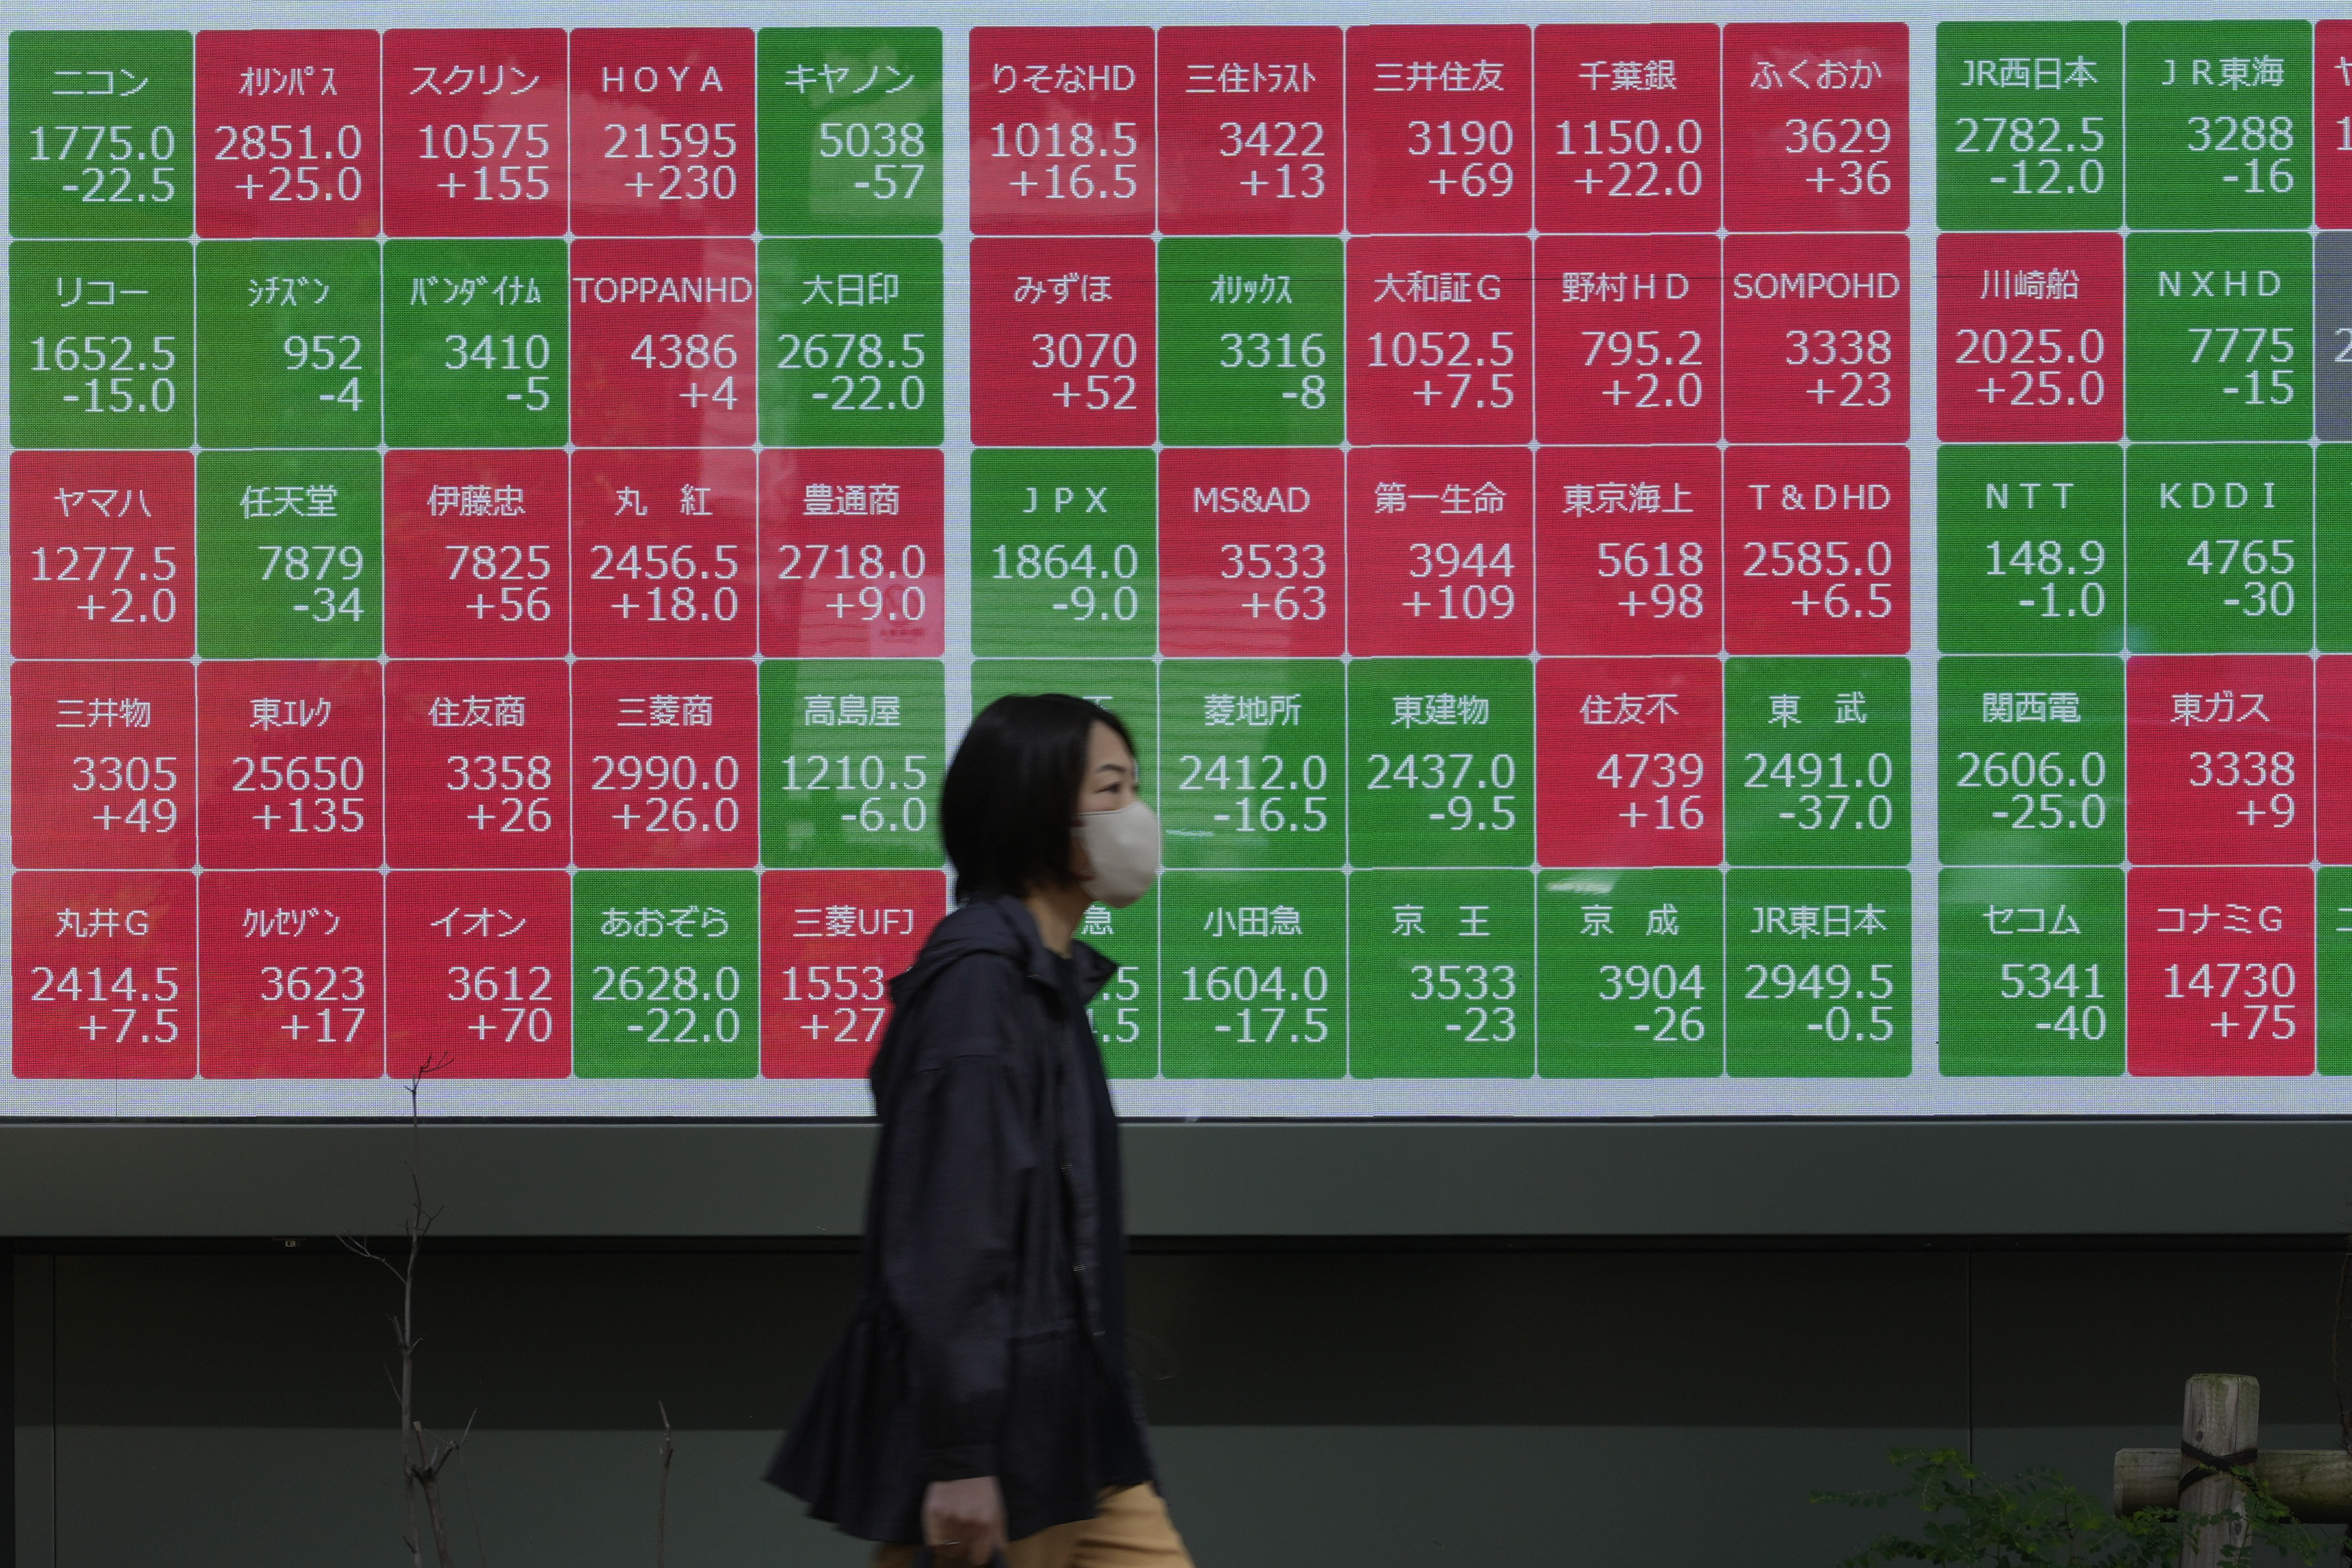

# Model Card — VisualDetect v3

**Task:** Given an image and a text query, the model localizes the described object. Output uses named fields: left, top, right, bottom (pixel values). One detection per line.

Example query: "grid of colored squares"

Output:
left=14, top=18, right=2352, bottom=1093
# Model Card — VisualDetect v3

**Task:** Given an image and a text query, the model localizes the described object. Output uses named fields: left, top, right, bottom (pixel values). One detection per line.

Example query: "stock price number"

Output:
left=1954, top=748, right=2111, bottom=832
left=2185, top=748, right=2298, bottom=828
left=590, top=962, right=746, bottom=1045
left=441, top=329, right=553, bottom=412
left=602, top=121, right=740, bottom=201
left=448, top=542, right=552, bottom=623
left=776, top=330, right=929, bottom=415
left=1959, top=326, right=2107, bottom=409
left=589, top=752, right=743, bottom=834
left=1583, top=328, right=1704, bottom=411
left=230, top=753, right=366, bottom=834
left=1175, top=751, right=1331, bottom=835
left=631, top=332, right=738, bottom=411
left=1983, top=537, right=2108, bottom=621
left=2185, top=113, right=2297, bottom=197
left=1742, top=959, right=1896, bottom=1042
left=1218, top=329, right=1327, bottom=411
left=1785, top=326, right=1893, bottom=410
left=214, top=121, right=366, bottom=203
left=445, top=753, right=554, bottom=835
left=1595, top=751, right=1706, bottom=834
left=1555, top=116, right=1705, bottom=198
left=1408, top=961, right=1518, bottom=1044
left=1402, top=541, right=1514, bottom=621
left=71, top=753, right=179, bottom=833
left=26, top=332, right=179, bottom=420
left=259, top=963, right=365, bottom=1047
left=27, top=121, right=179, bottom=204
left=1036, top=331, right=1137, bottom=413
left=1090, top=965, right=1144, bottom=1047
left=2186, top=325, right=2297, bottom=407
left=282, top=331, right=365, bottom=413
left=1742, top=538, right=1895, bottom=620
left=1365, top=328, right=1515, bottom=413
left=416, top=122, right=552, bottom=202
left=1998, top=960, right=2108, bottom=1042
left=986, top=120, right=1140, bottom=201
left=2164, top=956, right=2295, bottom=1042
left=32, top=541, right=179, bottom=628
left=1406, top=118, right=1514, bottom=196
left=989, top=541, right=1142, bottom=624
left=1598, top=540, right=1705, bottom=620
left=1743, top=750, right=1897, bottom=832
left=1785, top=116, right=1892, bottom=196
left=778, top=541, right=930, bottom=626
left=447, top=962, right=556, bottom=1044
left=2185, top=536, right=2297, bottom=618
left=590, top=540, right=742, bottom=625
left=1950, top=114, right=2108, bottom=198
left=1597, top=961, right=1706, bottom=1044
left=1364, top=749, right=1519, bottom=833
left=260, top=543, right=366, bottom=623
left=1220, top=542, right=1327, bottom=622
left=1219, top=119, right=1326, bottom=199
left=28, top=961, right=182, bottom=1049
left=776, top=963, right=889, bottom=1047
left=775, top=751, right=931, bottom=837
left=1179, top=962, right=1332, bottom=1048
left=815, top=118, right=926, bottom=201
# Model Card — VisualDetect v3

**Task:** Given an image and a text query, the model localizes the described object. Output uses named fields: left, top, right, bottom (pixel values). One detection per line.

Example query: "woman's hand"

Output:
left=923, top=1475, right=1006, bottom=1564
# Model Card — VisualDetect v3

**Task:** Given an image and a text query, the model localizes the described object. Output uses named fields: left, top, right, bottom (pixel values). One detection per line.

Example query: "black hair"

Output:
left=942, top=694, right=1136, bottom=903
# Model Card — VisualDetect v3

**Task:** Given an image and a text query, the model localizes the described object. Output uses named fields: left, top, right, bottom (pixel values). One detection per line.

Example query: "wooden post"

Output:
left=2178, top=1373, right=2260, bottom=1568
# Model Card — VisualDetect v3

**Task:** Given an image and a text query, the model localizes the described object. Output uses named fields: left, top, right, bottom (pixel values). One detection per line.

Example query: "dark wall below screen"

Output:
left=11, top=1241, right=2342, bottom=1567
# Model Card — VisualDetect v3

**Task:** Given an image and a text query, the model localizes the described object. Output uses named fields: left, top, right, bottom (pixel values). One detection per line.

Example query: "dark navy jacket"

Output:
left=766, top=896, right=1151, bottom=1543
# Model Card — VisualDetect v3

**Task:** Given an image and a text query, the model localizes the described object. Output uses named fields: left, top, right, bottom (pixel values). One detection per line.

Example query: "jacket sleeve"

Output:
left=873, top=956, right=1034, bottom=1481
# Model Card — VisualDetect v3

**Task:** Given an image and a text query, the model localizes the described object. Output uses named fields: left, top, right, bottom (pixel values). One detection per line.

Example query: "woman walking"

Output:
left=769, top=694, right=1193, bottom=1567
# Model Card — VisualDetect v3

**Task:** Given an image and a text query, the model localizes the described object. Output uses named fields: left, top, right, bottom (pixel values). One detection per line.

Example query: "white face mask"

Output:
left=1075, top=800, right=1161, bottom=909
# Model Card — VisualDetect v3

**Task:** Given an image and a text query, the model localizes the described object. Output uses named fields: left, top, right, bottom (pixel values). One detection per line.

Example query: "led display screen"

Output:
left=7, top=6, right=2352, bottom=1115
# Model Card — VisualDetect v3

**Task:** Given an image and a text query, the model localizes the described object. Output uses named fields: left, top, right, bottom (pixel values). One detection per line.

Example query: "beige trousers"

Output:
left=873, top=1484, right=1193, bottom=1568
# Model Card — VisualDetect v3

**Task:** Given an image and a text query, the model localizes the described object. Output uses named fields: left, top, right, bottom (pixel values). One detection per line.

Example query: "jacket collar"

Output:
left=988, top=896, right=1119, bottom=1006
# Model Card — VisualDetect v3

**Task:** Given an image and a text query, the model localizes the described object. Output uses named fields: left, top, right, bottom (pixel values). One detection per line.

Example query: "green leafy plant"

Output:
left=1814, top=1448, right=2325, bottom=1568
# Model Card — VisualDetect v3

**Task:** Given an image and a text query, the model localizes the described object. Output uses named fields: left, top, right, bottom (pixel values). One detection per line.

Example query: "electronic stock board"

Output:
left=9, top=4, right=2352, bottom=1118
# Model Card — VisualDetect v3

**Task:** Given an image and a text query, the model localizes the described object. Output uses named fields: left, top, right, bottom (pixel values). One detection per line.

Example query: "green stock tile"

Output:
left=1345, top=659, right=1534, bottom=868
left=1159, top=661, right=1344, bottom=868
left=1937, top=656, right=2125, bottom=866
left=2124, top=231, right=2311, bottom=443
left=970, top=451, right=1158, bottom=656
left=196, top=239, right=381, bottom=447
left=760, top=658, right=945, bottom=869
left=2125, top=21, right=2312, bottom=230
left=758, top=28, right=942, bottom=235
left=1537, top=868, right=1724, bottom=1079
left=759, top=237, right=944, bottom=446
left=1939, top=866, right=2125, bottom=1075
left=1724, top=658, right=1911, bottom=866
left=2123, top=444, right=2313, bottom=653
left=1725, top=868, right=1911, bottom=1078
left=11, top=30, right=193, bottom=237
left=573, top=871, right=760, bottom=1078
left=1936, top=22, right=2123, bottom=231
left=1159, top=869, right=1344, bottom=1078
left=10, top=240, right=193, bottom=447
left=196, top=449, right=382, bottom=659
left=1157, top=236, right=1344, bottom=446
left=1936, top=444, right=2122, bottom=654
left=382, top=240, right=568, bottom=448
left=1348, top=869, right=1533, bottom=1078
